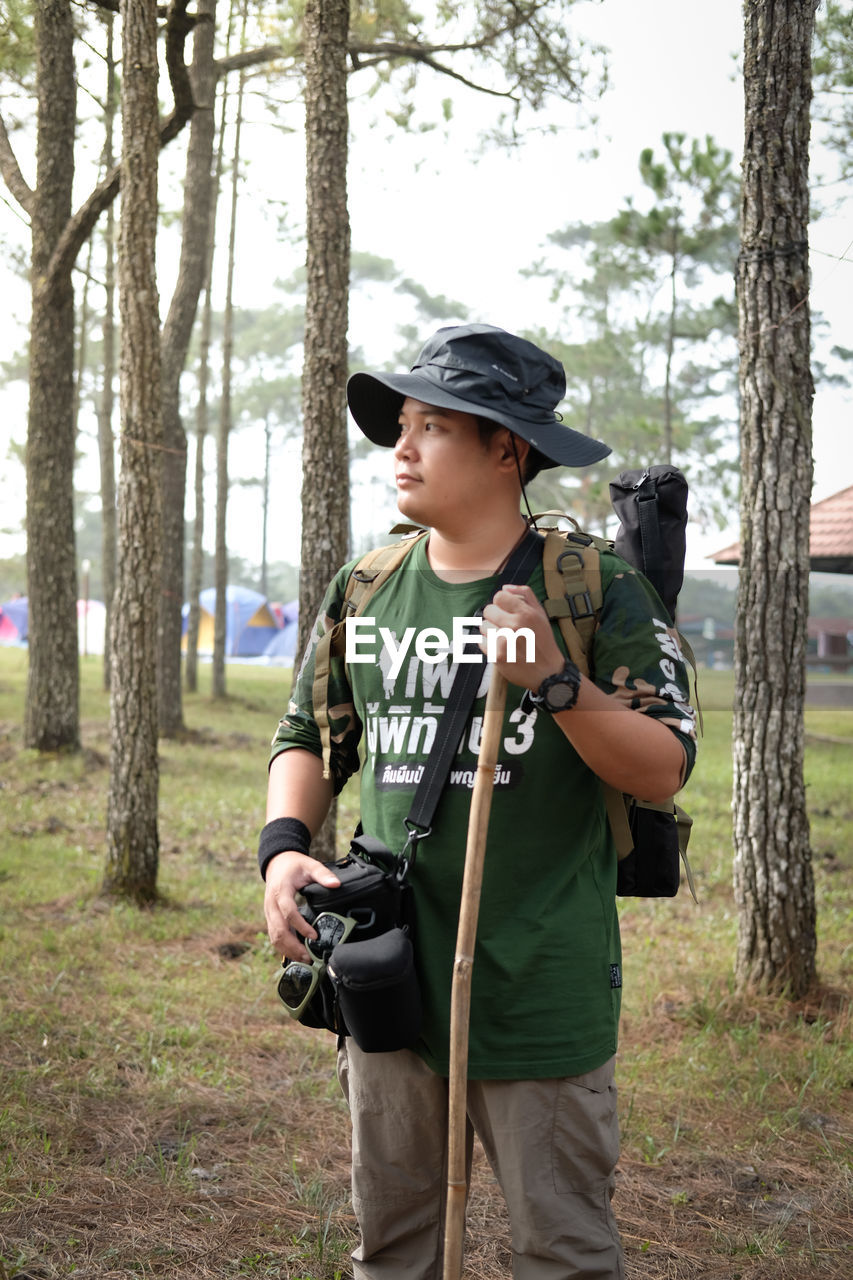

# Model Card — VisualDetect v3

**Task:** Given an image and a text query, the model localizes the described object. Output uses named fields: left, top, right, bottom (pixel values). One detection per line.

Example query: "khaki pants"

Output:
left=337, top=1041, right=624, bottom=1280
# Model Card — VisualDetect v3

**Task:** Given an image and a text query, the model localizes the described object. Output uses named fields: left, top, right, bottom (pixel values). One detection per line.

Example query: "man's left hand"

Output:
left=480, top=584, right=565, bottom=692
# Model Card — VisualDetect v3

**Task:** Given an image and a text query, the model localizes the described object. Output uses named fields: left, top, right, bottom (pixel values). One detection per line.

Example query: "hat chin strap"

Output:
left=510, top=435, right=538, bottom=531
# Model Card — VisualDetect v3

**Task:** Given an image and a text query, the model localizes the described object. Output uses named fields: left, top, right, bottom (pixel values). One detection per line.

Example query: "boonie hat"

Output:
left=346, top=323, right=610, bottom=470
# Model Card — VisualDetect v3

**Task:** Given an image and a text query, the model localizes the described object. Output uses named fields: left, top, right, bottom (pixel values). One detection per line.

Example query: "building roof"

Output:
left=807, top=617, right=853, bottom=638
left=712, top=484, right=853, bottom=574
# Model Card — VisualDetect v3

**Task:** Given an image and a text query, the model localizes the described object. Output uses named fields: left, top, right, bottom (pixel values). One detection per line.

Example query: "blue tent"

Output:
left=263, top=600, right=298, bottom=663
left=0, top=597, right=28, bottom=645
left=186, top=586, right=281, bottom=657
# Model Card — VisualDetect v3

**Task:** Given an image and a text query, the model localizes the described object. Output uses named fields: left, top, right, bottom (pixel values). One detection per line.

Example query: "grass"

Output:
left=0, top=649, right=851, bottom=1279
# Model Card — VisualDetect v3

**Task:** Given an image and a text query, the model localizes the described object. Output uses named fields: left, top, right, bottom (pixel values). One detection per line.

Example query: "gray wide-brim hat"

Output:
left=347, top=323, right=611, bottom=470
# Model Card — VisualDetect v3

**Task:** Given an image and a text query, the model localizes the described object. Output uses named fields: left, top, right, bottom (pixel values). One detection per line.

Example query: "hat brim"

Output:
left=347, top=371, right=611, bottom=469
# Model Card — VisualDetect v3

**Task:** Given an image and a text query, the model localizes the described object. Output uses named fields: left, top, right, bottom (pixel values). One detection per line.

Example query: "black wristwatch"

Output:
left=527, top=658, right=582, bottom=713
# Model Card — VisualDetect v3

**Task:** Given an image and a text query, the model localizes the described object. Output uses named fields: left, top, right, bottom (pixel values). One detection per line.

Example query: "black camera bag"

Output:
left=328, top=927, right=422, bottom=1053
left=291, top=833, right=413, bottom=1035
left=300, top=835, right=406, bottom=936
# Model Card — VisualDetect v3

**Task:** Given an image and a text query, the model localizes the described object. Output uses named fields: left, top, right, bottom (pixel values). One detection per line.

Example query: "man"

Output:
left=260, top=324, right=696, bottom=1279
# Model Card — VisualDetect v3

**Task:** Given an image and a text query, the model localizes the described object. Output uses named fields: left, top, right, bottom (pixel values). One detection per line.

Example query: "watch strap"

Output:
left=522, top=658, right=581, bottom=714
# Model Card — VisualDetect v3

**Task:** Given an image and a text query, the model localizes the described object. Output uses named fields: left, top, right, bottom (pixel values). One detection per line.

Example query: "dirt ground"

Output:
left=2, top=980, right=850, bottom=1280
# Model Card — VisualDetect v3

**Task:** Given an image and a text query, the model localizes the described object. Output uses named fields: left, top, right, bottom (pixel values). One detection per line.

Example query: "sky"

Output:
left=341, top=0, right=852, bottom=569
left=0, top=0, right=850, bottom=582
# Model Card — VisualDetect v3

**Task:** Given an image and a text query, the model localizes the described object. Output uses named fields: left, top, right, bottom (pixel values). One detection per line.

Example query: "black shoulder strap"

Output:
left=403, top=529, right=543, bottom=853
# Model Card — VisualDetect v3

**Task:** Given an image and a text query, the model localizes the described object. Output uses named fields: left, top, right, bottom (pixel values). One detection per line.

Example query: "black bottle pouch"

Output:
left=617, top=802, right=681, bottom=897
left=328, top=927, right=422, bottom=1053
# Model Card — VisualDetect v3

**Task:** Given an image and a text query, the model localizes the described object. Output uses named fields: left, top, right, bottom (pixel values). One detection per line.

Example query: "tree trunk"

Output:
left=98, top=196, right=118, bottom=691
left=212, top=4, right=247, bottom=699
left=185, top=289, right=212, bottom=693
left=158, top=0, right=218, bottom=736
left=104, top=0, right=163, bottom=904
left=74, top=236, right=94, bottom=434
left=662, top=231, right=678, bottom=464
left=24, top=0, right=79, bottom=753
left=97, top=10, right=118, bottom=692
left=2, top=1, right=195, bottom=749
left=732, top=0, right=818, bottom=998
left=185, top=379, right=209, bottom=696
left=186, top=37, right=228, bottom=695
left=261, top=412, right=271, bottom=599
left=301, top=0, right=351, bottom=859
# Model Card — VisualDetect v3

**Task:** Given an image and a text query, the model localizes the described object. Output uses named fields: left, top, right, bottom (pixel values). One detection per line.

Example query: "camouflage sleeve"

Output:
left=269, top=561, right=363, bottom=796
left=592, top=552, right=697, bottom=781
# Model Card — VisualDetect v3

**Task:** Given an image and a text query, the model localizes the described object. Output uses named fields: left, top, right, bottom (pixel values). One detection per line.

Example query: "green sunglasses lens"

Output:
left=306, top=912, right=356, bottom=961
left=277, top=961, right=316, bottom=1011
left=312, top=914, right=347, bottom=954
left=277, top=914, right=356, bottom=1018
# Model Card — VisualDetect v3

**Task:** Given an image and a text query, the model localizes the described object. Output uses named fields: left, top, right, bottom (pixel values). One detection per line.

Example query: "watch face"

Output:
left=539, top=661, right=580, bottom=712
left=544, top=679, right=577, bottom=711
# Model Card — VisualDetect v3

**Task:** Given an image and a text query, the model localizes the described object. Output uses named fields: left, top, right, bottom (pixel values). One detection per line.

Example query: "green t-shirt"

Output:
left=271, top=535, right=696, bottom=1080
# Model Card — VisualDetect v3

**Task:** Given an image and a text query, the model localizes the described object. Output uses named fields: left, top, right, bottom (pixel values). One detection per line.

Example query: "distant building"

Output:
left=711, top=484, right=853, bottom=672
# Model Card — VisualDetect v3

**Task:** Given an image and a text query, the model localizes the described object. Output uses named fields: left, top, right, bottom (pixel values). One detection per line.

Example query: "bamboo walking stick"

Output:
left=442, top=666, right=508, bottom=1280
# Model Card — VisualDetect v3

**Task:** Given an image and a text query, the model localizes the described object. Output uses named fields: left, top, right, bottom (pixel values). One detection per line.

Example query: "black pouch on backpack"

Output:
left=608, top=465, right=700, bottom=903
left=328, top=927, right=422, bottom=1053
left=610, top=465, right=688, bottom=623
left=616, top=801, right=681, bottom=898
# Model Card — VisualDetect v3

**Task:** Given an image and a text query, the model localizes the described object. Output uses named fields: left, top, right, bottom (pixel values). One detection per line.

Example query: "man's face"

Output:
left=393, top=397, right=508, bottom=529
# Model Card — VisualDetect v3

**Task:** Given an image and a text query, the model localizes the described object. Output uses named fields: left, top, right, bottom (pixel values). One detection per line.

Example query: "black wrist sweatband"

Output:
left=258, top=817, right=311, bottom=881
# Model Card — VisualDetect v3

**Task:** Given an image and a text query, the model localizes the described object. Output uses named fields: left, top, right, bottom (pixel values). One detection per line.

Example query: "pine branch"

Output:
left=43, top=0, right=197, bottom=292
left=219, top=0, right=559, bottom=97
left=0, top=112, right=35, bottom=217
left=350, top=46, right=518, bottom=100
left=216, top=43, right=294, bottom=76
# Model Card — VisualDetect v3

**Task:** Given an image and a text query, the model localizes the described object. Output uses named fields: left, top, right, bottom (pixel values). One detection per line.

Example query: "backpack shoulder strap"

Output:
left=313, top=531, right=427, bottom=780
left=540, top=525, right=635, bottom=856
left=541, top=528, right=607, bottom=676
left=343, top=533, right=426, bottom=615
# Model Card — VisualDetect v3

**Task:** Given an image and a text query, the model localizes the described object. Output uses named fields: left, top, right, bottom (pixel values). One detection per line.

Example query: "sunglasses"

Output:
left=276, top=911, right=357, bottom=1019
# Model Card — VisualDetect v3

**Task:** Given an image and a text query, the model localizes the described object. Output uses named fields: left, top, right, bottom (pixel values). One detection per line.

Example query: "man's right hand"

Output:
left=264, top=851, right=342, bottom=962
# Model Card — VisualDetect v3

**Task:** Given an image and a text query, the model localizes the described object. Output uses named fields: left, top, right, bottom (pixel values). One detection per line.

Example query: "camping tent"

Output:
left=0, top=597, right=106, bottom=654
left=0, top=597, right=28, bottom=645
left=262, top=600, right=298, bottom=663
left=184, top=586, right=281, bottom=657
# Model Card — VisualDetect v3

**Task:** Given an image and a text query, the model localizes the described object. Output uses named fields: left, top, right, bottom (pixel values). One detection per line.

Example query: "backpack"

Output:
left=312, top=464, right=698, bottom=901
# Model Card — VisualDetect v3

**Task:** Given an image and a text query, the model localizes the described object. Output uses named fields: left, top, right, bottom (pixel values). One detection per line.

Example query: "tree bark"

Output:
left=97, top=10, right=119, bottom=692
left=732, top=0, right=818, bottom=998
left=186, top=24, right=229, bottom=694
left=300, top=0, right=351, bottom=859
left=212, top=0, right=247, bottom=699
left=2, top=1, right=195, bottom=752
left=261, top=412, right=272, bottom=598
left=185, top=364, right=209, bottom=696
left=662, top=229, right=678, bottom=464
left=24, top=0, right=79, bottom=753
left=104, top=0, right=163, bottom=904
left=159, top=0, right=218, bottom=736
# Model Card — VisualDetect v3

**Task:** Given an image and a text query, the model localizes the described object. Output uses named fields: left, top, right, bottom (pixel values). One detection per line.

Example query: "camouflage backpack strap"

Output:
left=313, top=531, right=427, bottom=781
left=541, top=528, right=605, bottom=675
left=542, top=527, right=635, bottom=858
